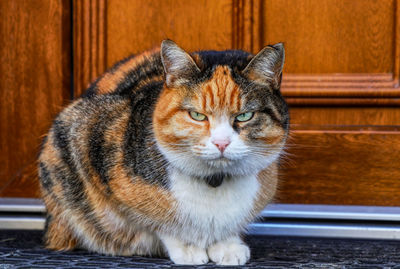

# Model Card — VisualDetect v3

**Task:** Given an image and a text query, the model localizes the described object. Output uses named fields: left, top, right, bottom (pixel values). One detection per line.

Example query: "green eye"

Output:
left=235, top=112, right=254, bottom=122
left=189, top=111, right=207, bottom=121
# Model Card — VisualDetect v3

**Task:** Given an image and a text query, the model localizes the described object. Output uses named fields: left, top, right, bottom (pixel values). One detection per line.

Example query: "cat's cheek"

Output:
left=156, top=112, right=210, bottom=150
left=154, top=119, right=190, bottom=147
left=239, top=121, right=286, bottom=146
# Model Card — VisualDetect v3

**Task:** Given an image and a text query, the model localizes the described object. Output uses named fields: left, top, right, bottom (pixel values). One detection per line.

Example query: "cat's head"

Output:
left=153, top=40, right=289, bottom=179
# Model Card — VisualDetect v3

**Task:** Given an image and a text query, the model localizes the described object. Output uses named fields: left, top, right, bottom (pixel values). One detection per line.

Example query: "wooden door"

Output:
left=264, top=0, right=400, bottom=205
left=2, top=0, right=400, bottom=206
left=0, top=0, right=71, bottom=197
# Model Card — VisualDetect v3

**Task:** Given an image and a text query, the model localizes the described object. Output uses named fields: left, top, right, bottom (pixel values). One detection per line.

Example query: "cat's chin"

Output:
left=170, top=156, right=245, bottom=178
left=205, top=157, right=234, bottom=168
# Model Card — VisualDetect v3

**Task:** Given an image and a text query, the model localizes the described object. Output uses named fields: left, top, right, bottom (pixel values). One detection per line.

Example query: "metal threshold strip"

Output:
left=1, top=198, right=400, bottom=239
left=248, top=222, right=400, bottom=240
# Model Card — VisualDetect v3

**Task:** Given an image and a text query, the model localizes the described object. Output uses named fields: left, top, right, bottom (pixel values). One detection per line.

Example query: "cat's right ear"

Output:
left=161, top=40, right=201, bottom=88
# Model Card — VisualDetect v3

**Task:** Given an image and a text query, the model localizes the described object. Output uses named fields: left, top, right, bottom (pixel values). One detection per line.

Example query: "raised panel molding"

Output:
left=73, top=0, right=107, bottom=98
left=283, top=73, right=400, bottom=106
left=232, top=0, right=263, bottom=52
left=281, top=0, right=400, bottom=106
left=73, top=0, right=400, bottom=106
left=239, top=0, right=400, bottom=106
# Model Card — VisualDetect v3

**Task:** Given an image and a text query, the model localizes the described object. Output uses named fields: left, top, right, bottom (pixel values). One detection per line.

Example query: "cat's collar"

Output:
left=202, top=173, right=231, bottom=188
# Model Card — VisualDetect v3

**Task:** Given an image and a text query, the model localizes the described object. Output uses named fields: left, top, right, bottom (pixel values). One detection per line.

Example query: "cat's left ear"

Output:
left=161, top=40, right=201, bottom=88
left=242, top=43, right=285, bottom=89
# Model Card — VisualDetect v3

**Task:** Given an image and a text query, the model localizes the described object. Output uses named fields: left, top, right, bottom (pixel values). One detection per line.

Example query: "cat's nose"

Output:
left=212, top=139, right=231, bottom=153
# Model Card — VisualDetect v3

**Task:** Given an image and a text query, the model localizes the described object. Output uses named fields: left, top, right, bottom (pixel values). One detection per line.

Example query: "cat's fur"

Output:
left=38, top=40, right=289, bottom=265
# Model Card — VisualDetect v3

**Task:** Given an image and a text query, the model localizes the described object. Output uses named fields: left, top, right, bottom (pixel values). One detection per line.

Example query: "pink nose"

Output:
left=212, top=139, right=230, bottom=153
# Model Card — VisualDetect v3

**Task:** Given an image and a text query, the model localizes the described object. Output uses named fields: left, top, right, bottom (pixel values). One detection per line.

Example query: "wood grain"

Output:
left=0, top=0, right=71, bottom=197
left=262, top=0, right=395, bottom=74
left=106, top=0, right=233, bottom=67
left=268, top=0, right=400, bottom=106
left=286, top=98, right=400, bottom=106
left=278, top=128, right=400, bottom=206
left=393, top=0, right=400, bottom=84
left=290, top=107, right=400, bottom=126
left=282, top=74, right=398, bottom=97
left=232, top=0, right=262, bottom=52
left=77, top=0, right=400, bottom=107
left=281, top=73, right=400, bottom=105
left=73, top=0, right=107, bottom=97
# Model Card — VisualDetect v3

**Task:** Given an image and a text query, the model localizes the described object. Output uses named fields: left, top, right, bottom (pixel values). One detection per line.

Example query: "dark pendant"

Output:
left=204, top=174, right=225, bottom=188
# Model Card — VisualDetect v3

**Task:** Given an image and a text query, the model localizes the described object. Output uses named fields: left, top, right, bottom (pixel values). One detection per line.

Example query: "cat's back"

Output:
left=50, top=46, right=164, bottom=127
left=39, top=47, right=166, bottom=196
left=83, top=47, right=164, bottom=98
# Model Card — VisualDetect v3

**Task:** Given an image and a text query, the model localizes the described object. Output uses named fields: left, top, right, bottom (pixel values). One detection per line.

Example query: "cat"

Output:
left=38, top=39, right=289, bottom=265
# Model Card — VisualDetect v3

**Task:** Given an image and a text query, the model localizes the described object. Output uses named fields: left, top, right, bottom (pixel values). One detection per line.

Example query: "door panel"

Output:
left=262, top=0, right=395, bottom=73
left=280, top=127, right=400, bottom=205
left=261, top=0, right=400, bottom=205
left=0, top=0, right=71, bottom=197
left=73, top=0, right=235, bottom=96
left=107, top=0, right=234, bottom=63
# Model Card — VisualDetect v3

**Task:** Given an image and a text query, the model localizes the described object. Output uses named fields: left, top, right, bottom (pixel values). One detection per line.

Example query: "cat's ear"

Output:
left=161, top=40, right=200, bottom=88
left=243, top=43, right=285, bottom=89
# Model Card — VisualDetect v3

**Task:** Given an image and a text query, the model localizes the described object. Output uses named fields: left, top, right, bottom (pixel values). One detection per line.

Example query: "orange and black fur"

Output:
left=38, top=40, right=289, bottom=265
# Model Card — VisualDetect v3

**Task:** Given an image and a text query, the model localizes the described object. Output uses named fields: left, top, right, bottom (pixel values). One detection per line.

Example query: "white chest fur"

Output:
left=168, top=169, right=259, bottom=247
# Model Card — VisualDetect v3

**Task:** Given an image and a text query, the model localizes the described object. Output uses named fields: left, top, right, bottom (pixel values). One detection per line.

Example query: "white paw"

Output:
left=207, top=240, right=250, bottom=265
left=168, top=244, right=209, bottom=265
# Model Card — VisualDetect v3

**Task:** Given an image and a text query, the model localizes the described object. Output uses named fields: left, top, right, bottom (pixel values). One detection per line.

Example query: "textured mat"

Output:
left=1, top=230, right=400, bottom=268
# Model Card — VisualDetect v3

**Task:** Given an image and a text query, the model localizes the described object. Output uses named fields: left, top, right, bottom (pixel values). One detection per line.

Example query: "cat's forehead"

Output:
left=192, top=66, right=243, bottom=114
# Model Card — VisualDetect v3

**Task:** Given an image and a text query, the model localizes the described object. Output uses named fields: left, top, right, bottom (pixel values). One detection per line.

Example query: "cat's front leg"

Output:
left=158, top=234, right=209, bottom=265
left=207, top=236, right=250, bottom=265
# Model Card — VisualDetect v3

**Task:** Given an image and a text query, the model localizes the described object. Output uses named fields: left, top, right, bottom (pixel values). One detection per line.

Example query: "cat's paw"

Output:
left=159, top=234, right=208, bottom=265
left=168, top=244, right=209, bottom=265
left=207, top=238, right=250, bottom=265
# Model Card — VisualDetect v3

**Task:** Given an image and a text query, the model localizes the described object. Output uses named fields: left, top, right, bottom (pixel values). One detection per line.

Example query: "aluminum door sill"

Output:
left=248, top=222, right=400, bottom=240
left=1, top=198, right=400, bottom=240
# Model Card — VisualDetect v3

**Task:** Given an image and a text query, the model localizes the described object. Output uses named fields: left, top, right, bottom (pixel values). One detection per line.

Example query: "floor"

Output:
left=1, top=230, right=400, bottom=268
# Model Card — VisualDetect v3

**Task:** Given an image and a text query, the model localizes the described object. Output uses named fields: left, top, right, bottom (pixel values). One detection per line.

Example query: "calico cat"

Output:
left=38, top=40, right=289, bottom=265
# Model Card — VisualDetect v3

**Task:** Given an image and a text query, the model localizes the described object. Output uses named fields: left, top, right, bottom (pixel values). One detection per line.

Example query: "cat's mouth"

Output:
left=214, top=155, right=228, bottom=160
left=207, top=152, right=243, bottom=162
left=193, top=149, right=241, bottom=167
left=204, top=156, right=235, bottom=168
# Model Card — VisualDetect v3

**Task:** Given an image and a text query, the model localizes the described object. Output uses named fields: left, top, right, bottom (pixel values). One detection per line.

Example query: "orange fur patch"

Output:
left=39, top=132, right=62, bottom=168
left=46, top=216, right=77, bottom=250
left=154, top=87, right=201, bottom=145
left=109, top=172, right=175, bottom=223
left=96, top=47, right=161, bottom=95
left=42, top=183, right=78, bottom=251
left=253, top=163, right=279, bottom=214
left=198, top=66, right=242, bottom=113
left=106, top=106, right=176, bottom=223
